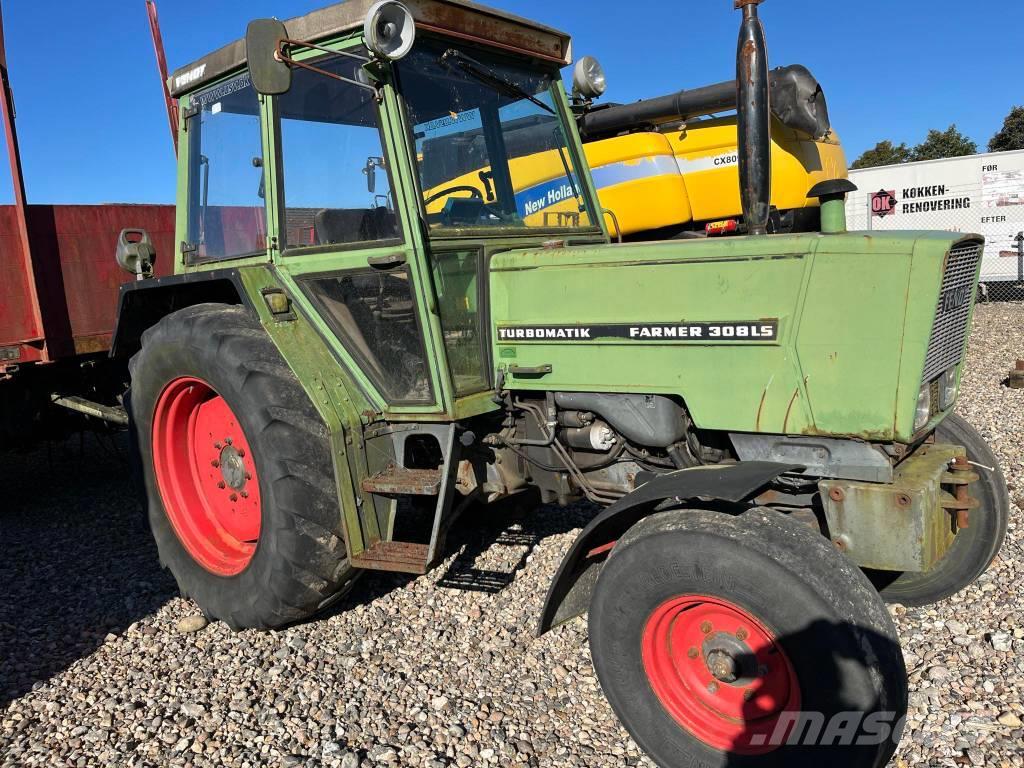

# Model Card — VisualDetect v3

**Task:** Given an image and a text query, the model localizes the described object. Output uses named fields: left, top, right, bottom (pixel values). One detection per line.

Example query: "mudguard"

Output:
left=110, top=269, right=249, bottom=359
left=536, top=461, right=800, bottom=635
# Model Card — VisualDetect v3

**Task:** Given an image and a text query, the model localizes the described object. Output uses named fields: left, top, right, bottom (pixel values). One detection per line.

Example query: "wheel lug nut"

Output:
left=707, top=682, right=719, bottom=694
left=240, top=491, right=249, bottom=499
left=687, top=647, right=699, bottom=659
left=700, top=621, right=713, bottom=634
left=736, top=628, right=749, bottom=641
left=237, top=449, right=245, bottom=458
left=245, top=473, right=253, bottom=481
left=214, top=443, right=222, bottom=450
left=217, top=481, right=226, bottom=489
left=229, top=493, right=238, bottom=502
left=225, top=437, right=233, bottom=445
left=211, top=460, right=220, bottom=468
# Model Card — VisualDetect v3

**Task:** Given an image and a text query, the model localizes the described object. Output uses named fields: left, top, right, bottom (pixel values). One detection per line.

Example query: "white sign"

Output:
left=847, top=149, right=1024, bottom=284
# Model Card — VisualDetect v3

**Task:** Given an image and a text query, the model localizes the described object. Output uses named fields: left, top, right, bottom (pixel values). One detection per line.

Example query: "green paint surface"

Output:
left=490, top=231, right=977, bottom=442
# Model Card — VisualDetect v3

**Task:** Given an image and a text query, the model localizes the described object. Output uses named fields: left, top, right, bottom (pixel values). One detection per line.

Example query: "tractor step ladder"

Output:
left=351, top=541, right=431, bottom=573
left=361, top=466, right=442, bottom=495
left=351, top=424, right=458, bottom=575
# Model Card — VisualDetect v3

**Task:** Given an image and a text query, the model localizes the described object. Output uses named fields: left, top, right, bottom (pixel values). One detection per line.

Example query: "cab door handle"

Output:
left=508, top=364, right=553, bottom=377
left=367, top=253, right=407, bottom=270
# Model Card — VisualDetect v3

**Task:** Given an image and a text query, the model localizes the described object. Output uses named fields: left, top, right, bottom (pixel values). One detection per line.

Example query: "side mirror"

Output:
left=246, top=19, right=292, bottom=95
left=116, top=229, right=157, bottom=281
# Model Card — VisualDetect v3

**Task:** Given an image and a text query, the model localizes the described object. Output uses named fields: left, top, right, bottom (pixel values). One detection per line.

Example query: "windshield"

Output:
left=397, top=39, right=595, bottom=232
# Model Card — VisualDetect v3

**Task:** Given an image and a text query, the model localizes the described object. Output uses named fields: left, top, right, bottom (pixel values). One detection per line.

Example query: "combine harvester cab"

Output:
left=117, top=1, right=1008, bottom=766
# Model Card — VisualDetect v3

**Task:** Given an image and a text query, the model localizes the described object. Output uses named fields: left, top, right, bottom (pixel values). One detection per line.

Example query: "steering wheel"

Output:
left=425, top=185, right=484, bottom=206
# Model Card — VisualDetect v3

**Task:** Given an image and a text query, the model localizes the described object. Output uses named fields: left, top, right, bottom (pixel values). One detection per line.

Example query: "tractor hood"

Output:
left=488, top=231, right=983, bottom=443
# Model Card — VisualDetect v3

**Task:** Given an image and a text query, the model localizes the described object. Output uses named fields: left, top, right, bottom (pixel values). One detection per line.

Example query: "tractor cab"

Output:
left=168, top=0, right=604, bottom=422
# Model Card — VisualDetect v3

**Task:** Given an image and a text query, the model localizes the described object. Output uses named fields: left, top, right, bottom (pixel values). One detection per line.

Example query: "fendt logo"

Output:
left=174, top=64, right=208, bottom=91
left=871, top=189, right=899, bottom=218
left=941, top=286, right=971, bottom=314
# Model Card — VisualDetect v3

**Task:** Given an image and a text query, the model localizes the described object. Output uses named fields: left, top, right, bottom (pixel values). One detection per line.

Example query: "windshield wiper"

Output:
left=439, top=49, right=585, bottom=215
left=441, top=49, right=555, bottom=115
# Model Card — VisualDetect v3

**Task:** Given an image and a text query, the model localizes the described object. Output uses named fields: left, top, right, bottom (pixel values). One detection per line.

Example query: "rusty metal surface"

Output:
left=361, top=465, right=443, bottom=495
left=820, top=443, right=968, bottom=573
left=146, top=0, right=179, bottom=155
left=168, top=0, right=572, bottom=99
left=946, top=455, right=976, bottom=528
left=735, top=0, right=771, bottom=236
left=0, top=2, right=176, bottom=370
left=350, top=541, right=429, bottom=574
left=0, top=3, right=44, bottom=356
left=0, top=204, right=175, bottom=362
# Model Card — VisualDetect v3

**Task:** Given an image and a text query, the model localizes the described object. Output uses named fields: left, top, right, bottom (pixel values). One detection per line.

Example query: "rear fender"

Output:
left=110, top=269, right=250, bottom=359
left=537, top=461, right=800, bottom=635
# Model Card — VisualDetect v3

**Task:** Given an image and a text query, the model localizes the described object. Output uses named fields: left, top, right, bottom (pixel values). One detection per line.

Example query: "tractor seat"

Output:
left=314, top=207, right=399, bottom=246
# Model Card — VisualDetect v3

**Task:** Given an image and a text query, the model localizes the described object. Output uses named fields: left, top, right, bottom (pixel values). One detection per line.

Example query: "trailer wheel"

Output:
left=588, top=508, right=906, bottom=768
left=128, top=303, right=358, bottom=630
left=871, top=413, right=1009, bottom=607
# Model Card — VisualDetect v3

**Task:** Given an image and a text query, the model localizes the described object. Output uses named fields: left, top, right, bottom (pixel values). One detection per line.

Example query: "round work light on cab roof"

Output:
left=573, top=55, right=607, bottom=99
left=364, top=1, right=416, bottom=61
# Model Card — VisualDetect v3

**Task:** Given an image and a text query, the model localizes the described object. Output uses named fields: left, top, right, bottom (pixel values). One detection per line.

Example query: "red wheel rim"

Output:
left=641, top=595, right=801, bottom=755
left=151, top=377, right=262, bottom=576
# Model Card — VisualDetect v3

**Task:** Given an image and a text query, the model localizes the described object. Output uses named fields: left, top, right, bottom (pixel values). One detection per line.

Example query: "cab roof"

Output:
left=169, top=0, right=572, bottom=98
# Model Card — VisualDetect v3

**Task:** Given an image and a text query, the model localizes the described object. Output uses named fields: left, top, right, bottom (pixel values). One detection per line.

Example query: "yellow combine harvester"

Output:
left=421, top=61, right=847, bottom=239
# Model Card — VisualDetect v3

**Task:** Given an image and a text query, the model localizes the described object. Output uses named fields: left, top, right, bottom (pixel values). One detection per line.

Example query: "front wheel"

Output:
left=588, top=509, right=907, bottom=768
left=871, top=413, right=1009, bottom=606
left=129, top=303, right=358, bottom=630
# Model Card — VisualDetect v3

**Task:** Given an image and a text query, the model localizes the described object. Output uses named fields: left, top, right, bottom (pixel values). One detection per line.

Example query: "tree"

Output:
left=851, top=140, right=912, bottom=169
left=989, top=106, right=1024, bottom=153
left=910, top=124, right=977, bottom=162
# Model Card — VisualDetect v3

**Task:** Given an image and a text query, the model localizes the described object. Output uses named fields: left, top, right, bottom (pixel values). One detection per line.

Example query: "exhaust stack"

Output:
left=736, top=0, right=770, bottom=236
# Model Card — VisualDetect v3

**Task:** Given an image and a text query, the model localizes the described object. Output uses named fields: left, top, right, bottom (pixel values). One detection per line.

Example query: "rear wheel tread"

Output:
left=130, top=303, right=358, bottom=630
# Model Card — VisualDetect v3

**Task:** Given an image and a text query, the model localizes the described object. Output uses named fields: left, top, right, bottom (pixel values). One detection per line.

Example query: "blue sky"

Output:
left=1, top=0, right=1019, bottom=205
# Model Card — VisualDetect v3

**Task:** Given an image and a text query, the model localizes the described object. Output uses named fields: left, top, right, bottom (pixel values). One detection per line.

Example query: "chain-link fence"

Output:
left=847, top=182, right=1024, bottom=302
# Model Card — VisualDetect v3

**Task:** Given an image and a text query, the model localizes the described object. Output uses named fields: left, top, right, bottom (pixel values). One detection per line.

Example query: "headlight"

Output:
left=914, top=383, right=932, bottom=432
left=939, top=367, right=958, bottom=410
left=573, top=56, right=607, bottom=99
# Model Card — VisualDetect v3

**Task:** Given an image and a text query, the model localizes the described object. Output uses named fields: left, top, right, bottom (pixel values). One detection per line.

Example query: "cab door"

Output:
left=265, top=48, right=448, bottom=418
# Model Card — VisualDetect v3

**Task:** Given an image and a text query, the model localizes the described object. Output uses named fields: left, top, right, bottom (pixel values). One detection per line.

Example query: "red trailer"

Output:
left=0, top=3, right=174, bottom=447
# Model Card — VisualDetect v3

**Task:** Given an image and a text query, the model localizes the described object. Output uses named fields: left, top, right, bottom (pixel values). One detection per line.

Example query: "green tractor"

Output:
left=113, top=1, right=1007, bottom=765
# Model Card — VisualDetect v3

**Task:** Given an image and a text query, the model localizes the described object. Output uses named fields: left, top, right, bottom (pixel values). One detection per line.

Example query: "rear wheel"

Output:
left=872, top=413, right=1009, bottom=606
left=588, top=508, right=906, bottom=768
left=129, top=303, right=358, bottom=630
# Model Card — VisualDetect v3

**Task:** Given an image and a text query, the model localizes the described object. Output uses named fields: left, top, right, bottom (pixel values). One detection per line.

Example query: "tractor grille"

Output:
left=921, top=242, right=982, bottom=383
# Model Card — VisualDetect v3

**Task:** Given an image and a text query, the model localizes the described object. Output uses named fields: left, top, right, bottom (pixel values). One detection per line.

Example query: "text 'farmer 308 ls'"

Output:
left=110, top=1, right=1009, bottom=766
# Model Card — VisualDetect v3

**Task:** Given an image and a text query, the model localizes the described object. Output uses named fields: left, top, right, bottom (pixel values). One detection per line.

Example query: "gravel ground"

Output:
left=1, top=302, right=1022, bottom=768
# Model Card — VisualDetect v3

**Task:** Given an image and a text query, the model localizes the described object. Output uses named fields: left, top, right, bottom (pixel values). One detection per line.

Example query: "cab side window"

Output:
left=185, top=74, right=267, bottom=262
left=278, top=53, right=400, bottom=251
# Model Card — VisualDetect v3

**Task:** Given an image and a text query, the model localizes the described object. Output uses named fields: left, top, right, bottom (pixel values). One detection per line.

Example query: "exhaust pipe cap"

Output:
left=808, top=179, right=858, bottom=234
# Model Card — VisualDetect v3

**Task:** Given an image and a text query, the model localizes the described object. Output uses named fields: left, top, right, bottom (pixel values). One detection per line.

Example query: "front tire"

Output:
left=129, top=303, right=358, bottom=630
left=872, top=413, right=1009, bottom=606
left=588, top=509, right=906, bottom=768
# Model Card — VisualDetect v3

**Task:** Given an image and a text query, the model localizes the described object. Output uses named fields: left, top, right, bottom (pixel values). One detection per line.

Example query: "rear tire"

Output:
left=588, top=508, right=906, bottom=768
left=128, top=303, right=358, bottom=630
left=872, top=413, right=1009, bottom=607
